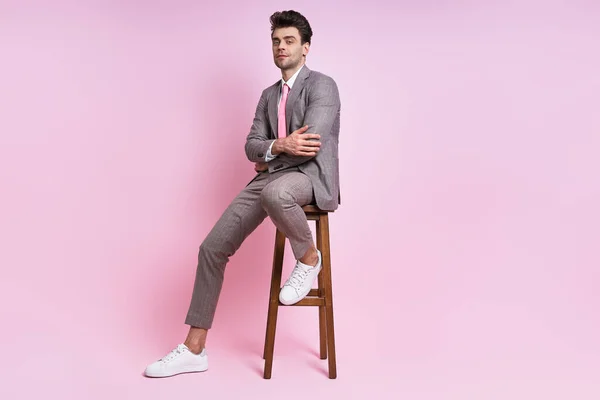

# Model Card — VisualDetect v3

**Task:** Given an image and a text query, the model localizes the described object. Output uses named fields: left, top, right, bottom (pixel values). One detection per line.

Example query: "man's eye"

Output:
left=286, top=40, right=293, bottom=44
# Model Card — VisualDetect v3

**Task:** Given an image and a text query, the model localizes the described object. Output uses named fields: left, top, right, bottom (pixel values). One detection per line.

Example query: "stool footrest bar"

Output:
left=279, top=297, right=325, bottom=306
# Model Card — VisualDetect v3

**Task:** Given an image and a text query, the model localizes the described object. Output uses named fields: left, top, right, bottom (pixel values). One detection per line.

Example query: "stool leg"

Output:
left=263, top=229, right=286, bottom=359
left=319, top=214, right=337, bottom=379
left=316, top=218, right=327, bottom=360
left=263, top=229, right=286, bottom=379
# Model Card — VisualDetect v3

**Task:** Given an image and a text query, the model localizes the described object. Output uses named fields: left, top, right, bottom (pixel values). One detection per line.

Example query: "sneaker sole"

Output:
left=144, top=364, right=208, bottom=378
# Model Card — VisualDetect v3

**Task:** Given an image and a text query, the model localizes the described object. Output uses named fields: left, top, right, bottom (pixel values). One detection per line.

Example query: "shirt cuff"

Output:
left=265, top=140, right=278, bottom=162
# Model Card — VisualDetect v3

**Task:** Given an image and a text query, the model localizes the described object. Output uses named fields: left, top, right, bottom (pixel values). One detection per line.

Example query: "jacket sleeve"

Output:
left=244, top=89, right=275, bottom=163
left=269, top=76, right=340, bottom=170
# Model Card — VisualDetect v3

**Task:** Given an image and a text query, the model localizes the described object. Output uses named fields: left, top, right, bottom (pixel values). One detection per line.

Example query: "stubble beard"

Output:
left=276, top=55, right=302, bottom=73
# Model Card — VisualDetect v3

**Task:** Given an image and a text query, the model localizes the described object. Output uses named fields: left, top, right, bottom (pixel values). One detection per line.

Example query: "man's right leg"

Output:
left=144, top=173, right=269, bottom=377
left=185, top=172, right=269, bottom=333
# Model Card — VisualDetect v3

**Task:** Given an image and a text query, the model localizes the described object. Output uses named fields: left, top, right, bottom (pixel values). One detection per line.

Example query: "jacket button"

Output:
left=258, top=153, right=264, bottom=158
left=274, top=164, right=283, bottom=170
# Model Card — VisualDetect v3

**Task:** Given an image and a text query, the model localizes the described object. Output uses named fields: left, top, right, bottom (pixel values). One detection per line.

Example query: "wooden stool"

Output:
left=263, top=205, right=337, bottom=379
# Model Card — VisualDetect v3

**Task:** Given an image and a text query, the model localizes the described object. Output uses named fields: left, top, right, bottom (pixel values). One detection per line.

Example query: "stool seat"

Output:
left=301, top=205, right=331, bottom=213
left=263, top=205, right=337, bottom=379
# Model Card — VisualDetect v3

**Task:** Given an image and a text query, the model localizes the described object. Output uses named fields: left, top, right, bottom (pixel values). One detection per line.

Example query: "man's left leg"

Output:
left=260, top=171, right=322, bottom=305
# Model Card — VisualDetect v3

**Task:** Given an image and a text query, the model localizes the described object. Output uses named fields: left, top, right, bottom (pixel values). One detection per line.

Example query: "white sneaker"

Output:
left=279, top=250, right=322, bottom=305
left=144, top=344, right=208, bottom=378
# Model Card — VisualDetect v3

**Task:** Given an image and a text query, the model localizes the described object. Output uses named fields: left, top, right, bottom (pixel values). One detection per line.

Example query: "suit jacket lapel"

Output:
left=285, top=65, right=311, bottom=134
left=267, top=83, right=279, bottom=139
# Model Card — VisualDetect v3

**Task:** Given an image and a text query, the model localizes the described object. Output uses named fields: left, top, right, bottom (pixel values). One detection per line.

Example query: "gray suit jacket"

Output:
left=245, top=65, right=341, bottom=211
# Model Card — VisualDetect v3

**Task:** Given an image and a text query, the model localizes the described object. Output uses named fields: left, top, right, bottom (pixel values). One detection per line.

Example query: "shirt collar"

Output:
left=281, top=64, right=304, bottom=90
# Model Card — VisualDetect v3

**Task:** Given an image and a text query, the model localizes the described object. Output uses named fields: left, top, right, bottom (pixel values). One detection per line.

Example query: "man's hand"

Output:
left=272, top=125, right=321, bottom=157
left=254, top=162, right=268, bottom=172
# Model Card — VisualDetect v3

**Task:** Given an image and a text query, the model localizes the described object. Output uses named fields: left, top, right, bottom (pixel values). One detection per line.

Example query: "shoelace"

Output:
left=160, top=344, right=187, bottom=363
left=285, top=265, right=311, bottom=289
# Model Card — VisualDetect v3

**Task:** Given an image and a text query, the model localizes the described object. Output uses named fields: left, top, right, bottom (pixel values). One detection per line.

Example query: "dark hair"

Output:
left=270, top=10, right=313, bottom=44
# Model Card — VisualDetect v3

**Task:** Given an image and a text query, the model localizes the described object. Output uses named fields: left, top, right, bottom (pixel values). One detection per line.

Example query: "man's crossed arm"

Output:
left=254, top=125, right=321, bottom=172
left=246, top=76, right=340, bottom=172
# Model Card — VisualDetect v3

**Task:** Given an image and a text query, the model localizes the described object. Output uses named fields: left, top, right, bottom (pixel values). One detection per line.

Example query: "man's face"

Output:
left=272, top=27, right=309, bottom=71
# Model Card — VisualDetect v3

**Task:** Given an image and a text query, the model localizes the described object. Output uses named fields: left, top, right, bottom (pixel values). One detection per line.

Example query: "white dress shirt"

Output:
left=264, top=65, right=305, bottom=162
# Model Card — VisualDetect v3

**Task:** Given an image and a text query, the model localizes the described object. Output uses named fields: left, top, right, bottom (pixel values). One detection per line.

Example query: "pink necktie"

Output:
left=278, top=83, right=290, bottom=138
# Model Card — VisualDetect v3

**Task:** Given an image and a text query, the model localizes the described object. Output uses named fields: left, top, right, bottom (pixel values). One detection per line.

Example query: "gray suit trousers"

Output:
left=185, top=170, right=315, bottom=329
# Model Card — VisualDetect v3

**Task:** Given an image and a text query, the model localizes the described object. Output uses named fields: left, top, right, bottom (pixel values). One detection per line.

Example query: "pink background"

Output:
left=1, top=1, right=599, bottom=398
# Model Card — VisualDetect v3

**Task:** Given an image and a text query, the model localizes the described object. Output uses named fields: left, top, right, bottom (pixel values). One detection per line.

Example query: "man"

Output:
left=144, top=10, right=340, bottom=378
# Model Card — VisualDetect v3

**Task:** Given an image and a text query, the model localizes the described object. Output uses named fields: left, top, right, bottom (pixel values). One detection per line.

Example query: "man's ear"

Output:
left=303, top=43, right=310, bottom=57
